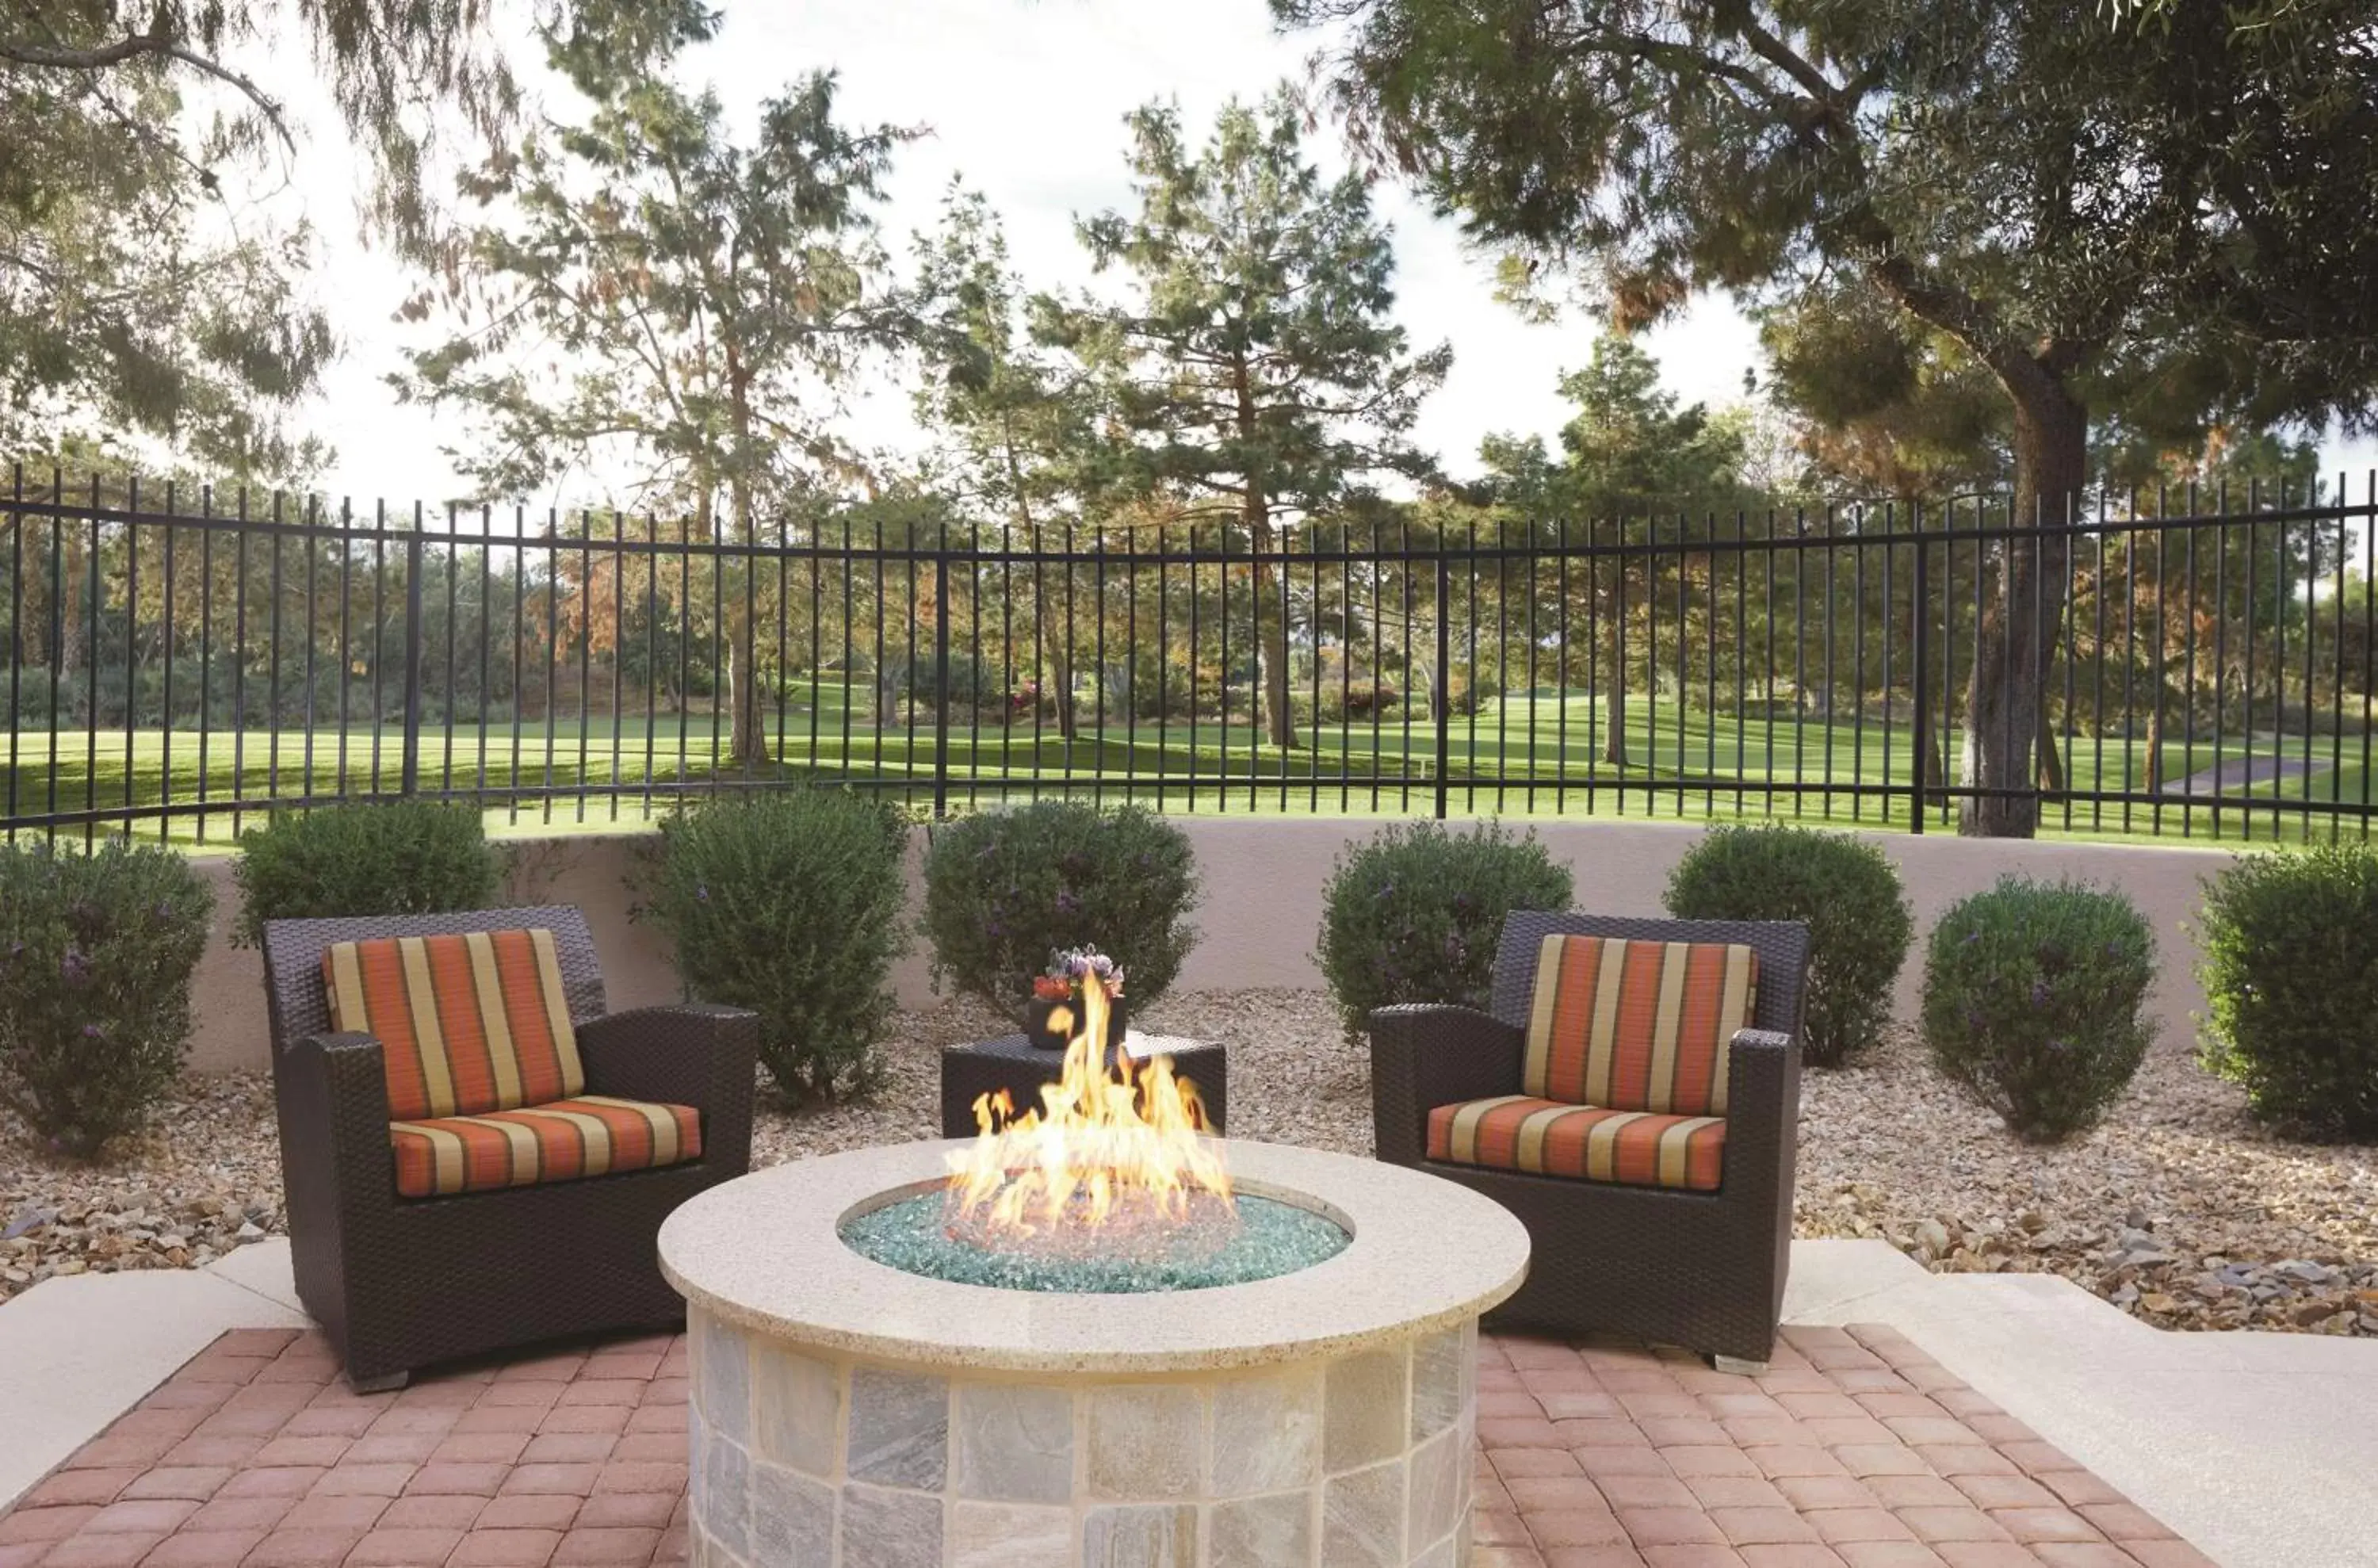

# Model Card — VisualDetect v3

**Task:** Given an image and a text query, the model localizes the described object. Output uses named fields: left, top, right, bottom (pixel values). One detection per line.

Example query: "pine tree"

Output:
left=1278, top=0, right=2378, bottom=832
left=1050, top=88, right=1449, bottom=749
left=399, top=2, right=917, bottom=770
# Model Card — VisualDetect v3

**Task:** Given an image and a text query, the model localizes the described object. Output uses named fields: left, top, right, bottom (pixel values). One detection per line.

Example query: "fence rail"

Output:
left=3, top=468, right=2372, bottom=845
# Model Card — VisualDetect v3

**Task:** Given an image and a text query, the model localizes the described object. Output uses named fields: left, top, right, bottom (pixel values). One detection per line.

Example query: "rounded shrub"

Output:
left=920, top=801, right=1199, bottom=1022
left=1314, top=820, right=1573, bottom=1042
left=2196, top=843, right=2378, bottom=1138
left=1663, top=824, right=1913, bottom=1067
left=1920, top=877, right=2156, bottom=1142
left=232, top=801, right=500, bottom=946
left=0, top=839, right=215, bottom=1158
left=640, top=789, right=910, bottom=1105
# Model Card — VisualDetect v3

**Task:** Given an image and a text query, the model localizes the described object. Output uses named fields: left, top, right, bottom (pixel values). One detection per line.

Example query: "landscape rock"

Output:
left=2, top=990, right=2372, bottom=1337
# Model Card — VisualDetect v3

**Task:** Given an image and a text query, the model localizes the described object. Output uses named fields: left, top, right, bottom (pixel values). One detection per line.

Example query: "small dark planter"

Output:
left=1026, top=992, right=1127, bottom=1052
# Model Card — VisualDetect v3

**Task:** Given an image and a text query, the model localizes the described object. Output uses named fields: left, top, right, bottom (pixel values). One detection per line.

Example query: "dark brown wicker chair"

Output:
left=1369, top=911, right=1810, bottom=1368
left=261, top=906, right=759, bottom=1389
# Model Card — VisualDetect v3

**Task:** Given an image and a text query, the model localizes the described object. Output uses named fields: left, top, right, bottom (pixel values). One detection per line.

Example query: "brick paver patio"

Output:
left=0, top=1321, right=2213, bottom=1567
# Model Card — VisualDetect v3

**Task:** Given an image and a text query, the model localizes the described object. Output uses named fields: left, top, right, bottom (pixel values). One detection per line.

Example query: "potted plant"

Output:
left=1027, top=947, right=1127, bottom=1052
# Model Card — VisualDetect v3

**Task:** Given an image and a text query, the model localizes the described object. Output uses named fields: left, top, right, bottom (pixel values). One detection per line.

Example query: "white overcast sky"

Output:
left=262, top=0, right=2375, bottom=508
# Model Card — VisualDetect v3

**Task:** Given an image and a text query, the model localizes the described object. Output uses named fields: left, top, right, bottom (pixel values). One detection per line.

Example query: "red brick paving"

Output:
left=0, top=1321, right=2213, bottom=1566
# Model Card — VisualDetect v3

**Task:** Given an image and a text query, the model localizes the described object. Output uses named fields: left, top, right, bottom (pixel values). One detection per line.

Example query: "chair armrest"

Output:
left=1367, top=1004, right=1525, bottom=1167
left=278, top=1032, right=401, bottom=1237
left=576, top=1004, right=759, bottom=1177
left=1721, top=1027, right=1801, bottom=1230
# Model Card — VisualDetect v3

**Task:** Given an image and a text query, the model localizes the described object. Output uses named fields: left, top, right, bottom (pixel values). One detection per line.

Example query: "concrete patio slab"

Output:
left=199, top=1240, right=304, bottom=1317
left=1787, top=1238, right=2378, bottom=1568
left=0, top=1256, right=305, bottom=1512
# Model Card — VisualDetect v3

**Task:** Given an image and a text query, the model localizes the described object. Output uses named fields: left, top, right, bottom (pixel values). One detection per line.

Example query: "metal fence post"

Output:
left=400, top=522, right=424, bottom=798
left=932, top=538, right=951, bottom=819
left=1433, top=544, right=1452, bottom=820
left=1909, top=509, right=1929, bottom=835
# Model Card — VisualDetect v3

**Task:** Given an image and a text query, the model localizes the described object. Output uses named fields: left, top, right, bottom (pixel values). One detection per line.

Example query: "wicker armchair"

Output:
left=1369, top=911, right=1809, bottom=1367
left=261, top=906, right=759, bottom=1389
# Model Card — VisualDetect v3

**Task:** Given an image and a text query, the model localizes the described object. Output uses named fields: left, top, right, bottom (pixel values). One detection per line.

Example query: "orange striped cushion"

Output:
left=388, top=1096, right=702, bottom=1199
left=1521, top=935, right=1757, bottom=1116
left=1427, top=1095, right=1726, bottom=1191
left=323, top=930, right=586, bottom=1122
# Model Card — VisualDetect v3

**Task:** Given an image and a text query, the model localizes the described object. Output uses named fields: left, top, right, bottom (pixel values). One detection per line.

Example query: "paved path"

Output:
left=0, top=1317, right=2216, bottom=1568
left=2158, top=755, right=2324, bottom=796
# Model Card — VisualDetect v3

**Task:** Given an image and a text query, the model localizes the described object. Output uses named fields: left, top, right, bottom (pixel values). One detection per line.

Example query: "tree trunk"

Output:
left=724, top=360, right=769, bottom=773
left=725, top=589, right=767, bottom=770
left=1248, top=510, right=1298, bottom=750
left=2036, top=695, right=2065, bottom=792
left=1959, top=387, right=2085, bottom=836
left=56, top=529, right=83, bottom=684
left=1034, top=576, right=1078, bottom=741
left=1599, top=563, right=1627, bottom=766
left=2143, top=698, right=2166, bottom=794
left=1233, top=354, right=1297, bottom=751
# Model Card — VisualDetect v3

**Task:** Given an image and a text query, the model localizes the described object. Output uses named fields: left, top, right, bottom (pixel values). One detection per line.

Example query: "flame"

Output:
left=944, top=979, right=1233, bottom=1254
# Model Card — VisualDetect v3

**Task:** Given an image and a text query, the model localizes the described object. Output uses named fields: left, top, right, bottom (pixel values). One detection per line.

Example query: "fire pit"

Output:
left=658, top=990, right=1529, bottom=1567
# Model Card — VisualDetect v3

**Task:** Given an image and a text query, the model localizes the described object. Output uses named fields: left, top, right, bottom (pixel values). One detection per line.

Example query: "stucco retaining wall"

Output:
left=184, top=816, right=2237, bottom=1077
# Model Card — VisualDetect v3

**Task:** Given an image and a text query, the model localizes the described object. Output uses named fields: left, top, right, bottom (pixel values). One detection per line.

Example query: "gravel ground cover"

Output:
left=5, top=988, right=2372, bottom=1334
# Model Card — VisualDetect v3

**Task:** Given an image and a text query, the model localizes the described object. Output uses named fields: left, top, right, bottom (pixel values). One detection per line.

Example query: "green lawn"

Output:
left=4, top=684, right=2368, bottom=848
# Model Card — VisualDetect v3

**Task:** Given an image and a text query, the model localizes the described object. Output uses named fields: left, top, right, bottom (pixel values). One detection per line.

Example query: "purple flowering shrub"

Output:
left=1314, top=821, right=1572, bottom=1043
left=640, top=790, right=909, bottom=1105
left=0, top=839, right=213, bottom=1158
left=920, top=802, right=1198, bottom=1023
left=1920, top=876, right=2155, bottom=1142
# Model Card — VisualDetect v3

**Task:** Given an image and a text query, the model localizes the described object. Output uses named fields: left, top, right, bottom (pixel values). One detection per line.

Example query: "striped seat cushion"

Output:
left=389, top=1096, right=702, bottom=1199
left=1522, top=935, right=1758, bottom=1116
left=323, top=930, right=586, bottom=1122
left=1428, top=1095, right=1726, bottom=1192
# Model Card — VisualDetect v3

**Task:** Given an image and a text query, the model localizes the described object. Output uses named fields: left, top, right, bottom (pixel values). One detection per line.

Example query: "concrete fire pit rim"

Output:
left=658, top=1137, right=1531, bottom=1375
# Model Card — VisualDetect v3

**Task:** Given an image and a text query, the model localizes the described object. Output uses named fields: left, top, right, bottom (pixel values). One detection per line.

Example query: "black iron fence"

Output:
left=2, top=468, right=2372, bottom=845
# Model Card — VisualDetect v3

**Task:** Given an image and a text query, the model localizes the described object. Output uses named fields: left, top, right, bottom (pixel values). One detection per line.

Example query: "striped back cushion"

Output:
left=1521, top=935, right=1758, bottom=1116
left=322, top=929, right=586, bottom=1122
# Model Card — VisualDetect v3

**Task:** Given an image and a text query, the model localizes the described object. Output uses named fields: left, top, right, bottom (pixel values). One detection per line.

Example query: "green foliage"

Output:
left=1051, top=86, right=1450, bottom=748
left=1280, top=0, right=2378, bottom=832
left=1279, top=0, right=2378, bottom=442
left=232, top=803, right=501, bottom=947
left=2196, top=844, right=2378, bottom=1139
left=919, top=802, right=1199, bottom=1021
left=640, top=790, right=910, bottom=1105
left=1313, top=820, right=1572, bottom=1042
left=1921, top=878, right=2156, bottom=1142
left=1664, top=825, right=1912, bottom=1068
left=4, top=0, right=532, bottom=469
left=0, top=840, right=213, bottom=1158
left=399, top=8, right=919, bottom=768
left=1470, top=333, right=1750, bottom=768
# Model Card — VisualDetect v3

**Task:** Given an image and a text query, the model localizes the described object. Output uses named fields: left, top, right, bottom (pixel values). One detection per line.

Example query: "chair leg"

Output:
left=350, top=1370, right=408, bottom=1394
left=1711, top=1355, right=1768, bottom=1377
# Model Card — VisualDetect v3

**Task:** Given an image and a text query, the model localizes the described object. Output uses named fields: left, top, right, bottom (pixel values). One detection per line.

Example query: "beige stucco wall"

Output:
left=184, top=816, right=2236, bottom=1077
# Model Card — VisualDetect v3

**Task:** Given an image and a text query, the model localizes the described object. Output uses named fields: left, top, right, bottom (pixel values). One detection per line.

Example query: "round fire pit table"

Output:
left=939, top=1031, right=1229, bottom=1138
left=658, top=1138, right=1528, bottom=1568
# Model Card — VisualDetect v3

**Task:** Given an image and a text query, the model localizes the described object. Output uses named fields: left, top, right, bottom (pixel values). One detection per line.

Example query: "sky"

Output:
left=262, top=0, right=2374, bottom=511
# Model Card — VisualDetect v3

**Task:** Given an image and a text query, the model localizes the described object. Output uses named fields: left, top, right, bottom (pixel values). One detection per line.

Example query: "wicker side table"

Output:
left=938, top=1032, right=1229, bottom=1138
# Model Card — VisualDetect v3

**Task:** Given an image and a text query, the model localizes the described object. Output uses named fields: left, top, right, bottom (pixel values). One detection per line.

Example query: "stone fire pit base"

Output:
left=686, top=1304, right=1476, bottom=1567
left=661, top=1139, right=1530, bottom=1568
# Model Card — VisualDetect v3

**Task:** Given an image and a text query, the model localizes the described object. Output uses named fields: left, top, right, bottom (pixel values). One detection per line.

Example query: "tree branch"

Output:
left=0, top=31, right=296, bottom=154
